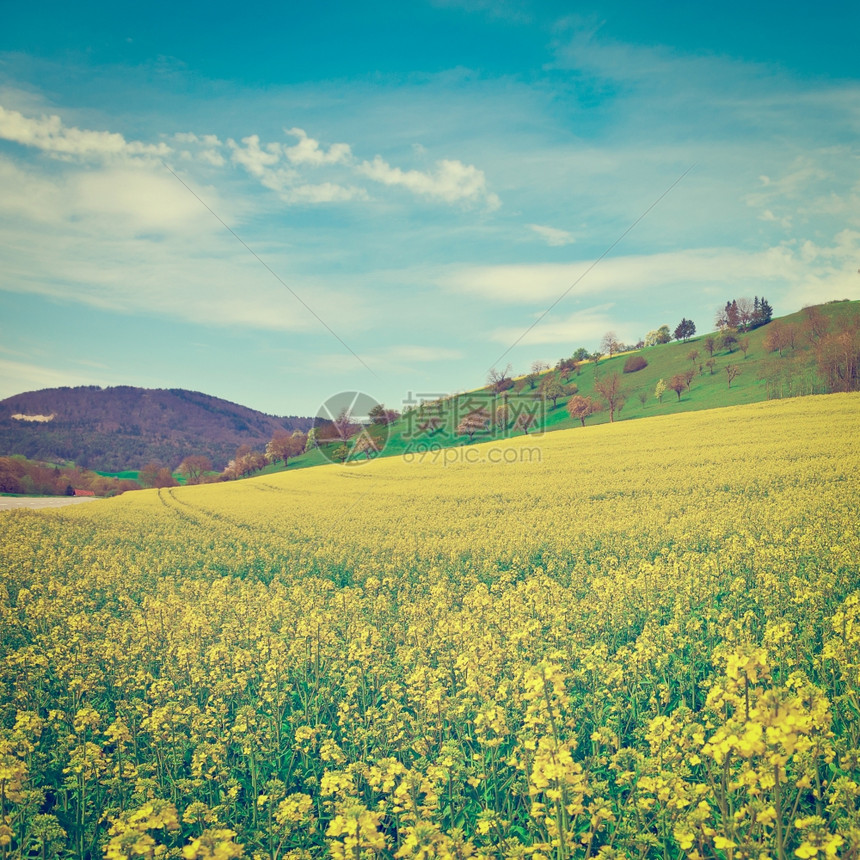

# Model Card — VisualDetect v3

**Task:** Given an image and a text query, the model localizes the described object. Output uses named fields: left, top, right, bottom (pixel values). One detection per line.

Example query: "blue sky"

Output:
left=1, top=0, right=858, bottom=417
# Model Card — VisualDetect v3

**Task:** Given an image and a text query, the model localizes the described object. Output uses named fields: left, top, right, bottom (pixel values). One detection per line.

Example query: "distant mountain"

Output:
left=0, top=386, right=313, bottom=471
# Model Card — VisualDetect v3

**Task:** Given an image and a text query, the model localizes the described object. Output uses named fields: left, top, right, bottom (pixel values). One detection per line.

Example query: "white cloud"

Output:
left=529, top=224, right=576, bottom=246
left=198, top=149, right=226, bottom=167
left=489, top=304, right=622, bottom=347
left=0, top=153, right=231, bottom=235
left=744, top=157, right=831, bottom=209
left=225, top=126, right=500, bottom=208
left=444, top=247, right=797, bottom=304
left=1, top=104, right=501, bottom=212
left=360, top=155, right=500, bottom=208
left=0, top=158, right=64, bottom=224
left=227, top=133, right=363, bottom=201
left=0, top=151, right=369, bottom=334
left=0, top=215, right=371, bottom=333
left=0, top=105, right=170, bottom=160
left=173, top=132, right=223, bottom=148
left=228, top=134, right=281, bottom=178
left=69, top=166, right=223, bottom=232
left=172, top=132, right=226, bottom=166
left=283, top=127, right=352, bottom=166
left=281, top=183, right=368, bottom=204
left=784, top=229, right=860, bottom=307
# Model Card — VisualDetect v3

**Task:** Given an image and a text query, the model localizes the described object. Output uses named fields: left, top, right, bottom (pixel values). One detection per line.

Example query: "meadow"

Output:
left=1, top=394, right=859, bottom=860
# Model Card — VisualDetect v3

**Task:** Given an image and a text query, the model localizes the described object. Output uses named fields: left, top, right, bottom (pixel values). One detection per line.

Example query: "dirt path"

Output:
left=0, top=496, right=101, bottom=512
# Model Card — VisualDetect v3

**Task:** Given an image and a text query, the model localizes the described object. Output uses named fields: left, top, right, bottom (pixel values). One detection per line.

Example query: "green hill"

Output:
left=290, top=299, right=858, bottom=470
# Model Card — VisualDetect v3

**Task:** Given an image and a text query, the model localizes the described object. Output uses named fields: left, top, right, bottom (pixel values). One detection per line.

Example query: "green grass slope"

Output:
left=281, top=299, right=858, bottom=470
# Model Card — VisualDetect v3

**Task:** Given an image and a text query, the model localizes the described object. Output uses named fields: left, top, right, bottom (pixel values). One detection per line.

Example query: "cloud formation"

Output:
left=529, top=224, right=576, bottom=246
left=359, top=155, right=500, bottom=208
left=0, top=106, right=169, bottom=159
left=489, top=304, right=621, bottom=347
left=445, top=247, right=797, bottom=306
left=0, top=104, right=501, bottom=211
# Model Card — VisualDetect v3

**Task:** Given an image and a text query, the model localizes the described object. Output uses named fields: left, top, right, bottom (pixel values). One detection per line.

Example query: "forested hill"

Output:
left=0, top=386, right=312, bottom=471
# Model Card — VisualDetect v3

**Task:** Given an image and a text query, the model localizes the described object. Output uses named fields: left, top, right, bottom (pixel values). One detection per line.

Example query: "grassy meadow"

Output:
left=1, top=393, right=859, bottom=859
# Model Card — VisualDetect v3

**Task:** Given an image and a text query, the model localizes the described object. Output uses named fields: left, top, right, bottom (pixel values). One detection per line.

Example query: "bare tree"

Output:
left=668, top=375, right=687, bottom=401
left=725, top=364, right=741, bottom=388
left=815, top=315, right=860, bottom=392
left=684, top=368, right=696, bottom=388
left=802, top=305, right=829, bottom=344
left=593, top=372, right=625, bottom=422
left=332, top=407, right=354, bottom=441
left=487, top=364, right=514, bottom=393
left=736, top=297, right=755, bottom=330
left=514, top=411, right=536, bottom=434
left=600, top=331, right=621, bottom=356
left=765, top=323, right=787, bottom=356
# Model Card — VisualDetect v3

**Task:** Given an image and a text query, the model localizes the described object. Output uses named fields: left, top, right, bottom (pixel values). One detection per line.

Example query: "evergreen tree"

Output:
left=673, top=318, right=697, bottom=342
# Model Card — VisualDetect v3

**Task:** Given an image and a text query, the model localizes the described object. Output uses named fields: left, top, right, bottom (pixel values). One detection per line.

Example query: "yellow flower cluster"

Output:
left=0, top=394, right=858, bottom=859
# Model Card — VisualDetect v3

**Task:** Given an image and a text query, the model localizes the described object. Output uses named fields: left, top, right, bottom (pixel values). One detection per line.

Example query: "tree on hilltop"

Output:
left=368, top=404, right=400, bottom=425
left=674, top=318, right=696, bottom=342
left=802, top=305, right=830, bottom=344
left=487, top=364, right=514, bottom=394
left=600, top=331, right=622, bottom=356
left=645, top=325, right=671, bottom=346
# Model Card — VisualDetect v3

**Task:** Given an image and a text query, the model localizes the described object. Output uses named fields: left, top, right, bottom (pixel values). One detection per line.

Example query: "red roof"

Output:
left=73, top=489, right=96, bottom=496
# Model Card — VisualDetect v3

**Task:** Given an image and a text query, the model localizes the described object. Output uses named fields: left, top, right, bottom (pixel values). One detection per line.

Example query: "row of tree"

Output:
left=221, top=430, right=310, bottom=480
left=762, top=304, right=860, bottom=393
left=0, top=456, right=141, bottom=496
left=715, top=296, right=773, bottom=331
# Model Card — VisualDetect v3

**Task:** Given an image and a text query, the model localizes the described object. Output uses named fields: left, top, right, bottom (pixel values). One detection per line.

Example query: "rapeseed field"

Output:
left=1, top=394, right=859, bottom=860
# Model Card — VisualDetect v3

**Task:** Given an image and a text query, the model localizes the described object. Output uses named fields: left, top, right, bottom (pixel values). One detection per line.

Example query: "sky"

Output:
left=1, top=0, right=858, bottom=417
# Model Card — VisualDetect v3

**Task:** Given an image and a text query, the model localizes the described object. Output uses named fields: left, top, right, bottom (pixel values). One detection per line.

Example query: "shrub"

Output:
left=623, top=355, right=648, bottom=373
